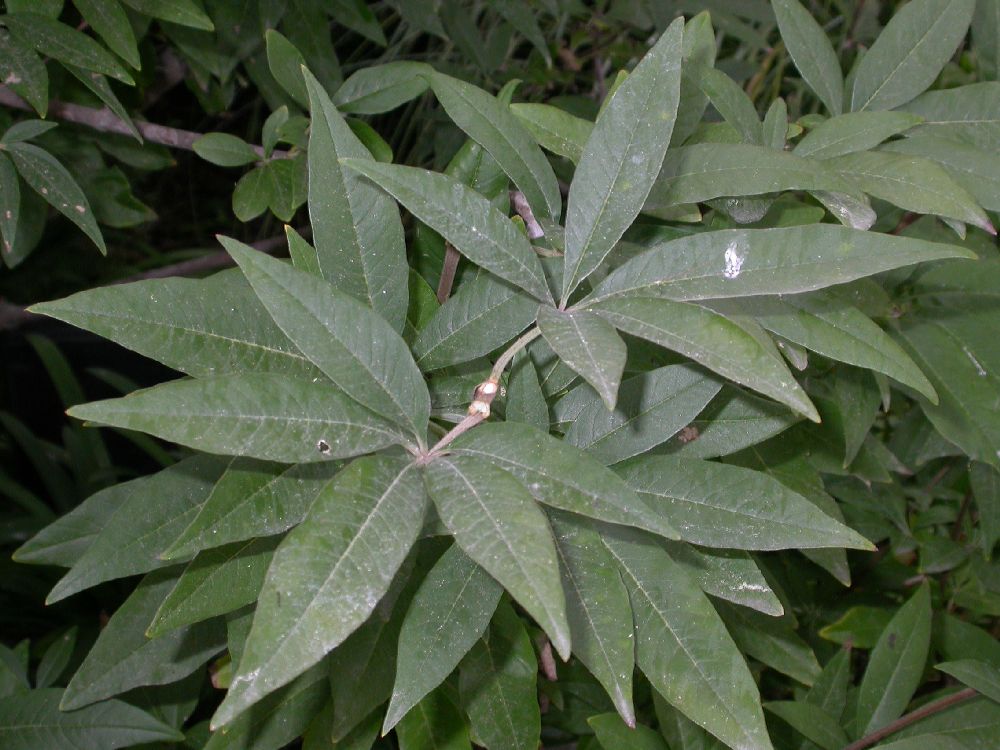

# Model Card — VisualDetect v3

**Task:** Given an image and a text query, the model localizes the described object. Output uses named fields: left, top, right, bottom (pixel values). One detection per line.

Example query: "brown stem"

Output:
left=436, top=243, right=460, bottom=304
left=0, top=86, right=286, bottom=158
left=842, top=688, right=977, bottom=750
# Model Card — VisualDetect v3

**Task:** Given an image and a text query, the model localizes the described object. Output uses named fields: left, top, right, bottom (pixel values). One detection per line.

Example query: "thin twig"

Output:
left=842, top=688, right=977, bottom=750
left=436, top=243, right=460, bottom=303
left=510, top=190, right=544, bottom=240
left=0, top=86, right=286, bottom=158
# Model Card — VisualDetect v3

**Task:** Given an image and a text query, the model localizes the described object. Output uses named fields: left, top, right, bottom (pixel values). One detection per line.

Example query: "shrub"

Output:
left=2, top=1, right=1000, bottom=749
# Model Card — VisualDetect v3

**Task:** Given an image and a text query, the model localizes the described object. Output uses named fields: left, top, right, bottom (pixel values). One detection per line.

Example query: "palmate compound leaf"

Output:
left=221, top=237, right=430, bottom=443
left=600, top=524, right=775, bottom=750
left=303, top=67, right=408, bottom=332
left=589, top=296, right=819, bottom=421
left=548, top=510, right=636, bottom=726
left=211, top=455, right=427, bottom=728
left=583, top=225, right=977, bottom=305
left=340, top=159, right=552, bottom=304
left=536, top=306, right=627, bottom=411
left=561, top=17, right=684, bottom=301
left=0, top=689, right=182, bottom=750
left=28, top=270, right=325, bottom=380
left=67, top=373, right=414, bottom=463
left=447, top=421, right=679, bottom=540
left=423, top=455, right=571, bottom=660
left=616, top=455, right=873, bottom=551
left=384, top=544, right=502, bottom=731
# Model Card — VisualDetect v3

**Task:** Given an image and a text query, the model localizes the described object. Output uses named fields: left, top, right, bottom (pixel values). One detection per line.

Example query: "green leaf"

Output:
left=0, top=29, right=48, bottom=116
left=0, top=689, right=183, bottom=749
left=549, top=511, right=635, bottom=726
left=14, top=478, right=133, bottom=568
left=2, top=12, right=134, bottom=84
left=68, top=373, right=411, bottom=463
left=232, top=167, right=271, bottom=221
left=385, top=545, right=501, bottom=731
left=591, top=296, right=819, bottom=421
left=794, top=111, right=923, bottom=159
left=36, top=627, right=77, bottom=689
left=193, top=133, right=259, bottom=167
left=505, top=352, right=548, bottom=432
left=764, top=701, right=848, bottom=750
left=589, top=713, right=667, bottom=750
left=672, top=12, right=717, bottom=147
left=72, top=0, right=141, bottom=69
left=222, top=238, right=430, bottom=442
left=704, top=292, right=936, bottom=400
left=644, top=144, right=857, bottom=213
left=717, top=602, right=821, bottom=686
left=936, top=659, right=1000, bottom=704
left=213, top=456, right=427, bottom=727
left=970, top=462, right=1000, bottom=558
left=849, top=0, right=975, bottom=111
left=585, top=225, right=976, bottom=305
left=163, top=459, right=337, bottom=560
left=565, top=364, right=723, bottom=465
left=30, top=271, right=323, bottom=380
left=397, top=688, right=471, bottom=750
left=458, top=601, right=540, bottom=750
left=898, top=82, right=1000, bottom=151
left=510, top=103, right=592, bottom=163
left=449, top=422, right=679, bottom=540
left=537, top=307, right=626, bottom=410
left=600, top=525, right=774, bottom=750
left=654, top=694, right=728, bottom=750
left=617, top=455, right=872, bottom=550
left=334, top=61, right=433, bottom=114
left=0, top=154, right=19, bottom=262
left=264, top=29, right=308, bottom=108
left=148, top=537, right=279, bottom=636
left=826, top=151, right=995, bottom=235
left=561, top=18, right=683, bottom=299
left=7, top=142, right=105, bottom=254
left=328, top=562, right=420, bottom=741
left=413, top=272, right=538, bottom=371
left=488, top=0, right=549, bottom=65
left=62, top=568, right=226, bottom=709
left=304, top=67, right=408, bottom=332
left=341, top=159, right=552, bottom=303
left=855, top=583, right=932, bottom=736
left=697, top=67, right=763, bottom=145
left=663, top=543, right=782, bottom=616
left=45, top=455, right=228, bottom=604
left=206, top=665, right=329, bottom=750
left=895, top=309, right=1000, bottom=470
left=423, top=455, right=571, bottom=659
left=891, top=696, right=1000, bottom=747
left=120, top=0, right=214, bottom=30
left=772, top=0, right=843, bottom=114
left=429, top=72, right=560, bottom=221
left=656, top=387, right=800, bottom=460
left=881, top=135, right=1000, bottom=212
left=330, top=0, right=386, bottom=45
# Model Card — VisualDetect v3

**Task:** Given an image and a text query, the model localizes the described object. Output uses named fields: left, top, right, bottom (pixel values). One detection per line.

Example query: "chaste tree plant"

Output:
left=4, top=1, right=1000, bottom=749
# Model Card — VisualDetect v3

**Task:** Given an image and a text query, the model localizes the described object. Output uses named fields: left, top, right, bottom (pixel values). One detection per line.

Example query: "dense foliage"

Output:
left=2, top=1, right=1000, bottom=749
